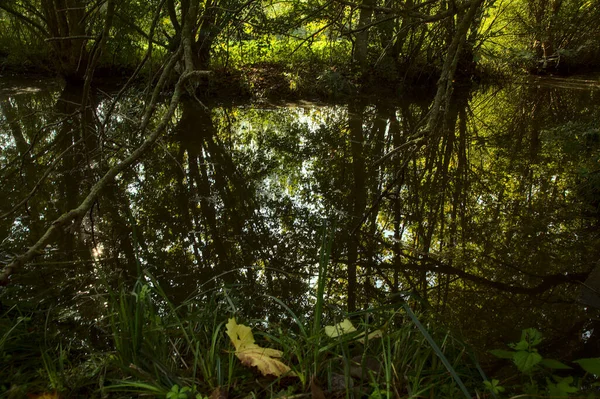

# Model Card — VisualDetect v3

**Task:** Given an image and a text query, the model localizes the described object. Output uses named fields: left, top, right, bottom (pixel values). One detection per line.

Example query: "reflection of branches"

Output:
left=351, top=144, right=420, bottom=235
left=374, top=134, right=425, bottom=166
left=374, top=250, right=589, bottom=296
left=0, top=138, right=83, bottom=220
left=0, top=45, right=211, bottom=285
left=24, top=111, right=81, bottom=160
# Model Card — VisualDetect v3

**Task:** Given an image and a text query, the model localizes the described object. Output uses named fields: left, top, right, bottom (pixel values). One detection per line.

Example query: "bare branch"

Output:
left=45, top=35, right=95, bottom=41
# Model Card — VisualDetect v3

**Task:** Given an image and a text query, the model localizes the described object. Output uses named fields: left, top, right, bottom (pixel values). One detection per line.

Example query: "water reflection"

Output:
left=1, top=78, right=599, bottom=357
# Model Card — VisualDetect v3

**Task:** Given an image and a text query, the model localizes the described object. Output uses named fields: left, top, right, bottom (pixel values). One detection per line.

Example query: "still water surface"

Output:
left=1, top=76, right=599, bottom=357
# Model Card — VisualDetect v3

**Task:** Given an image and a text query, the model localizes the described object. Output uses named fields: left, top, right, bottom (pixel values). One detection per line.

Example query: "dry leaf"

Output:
left=310, top=376, right=327, bottom=399
left=209, top=387, right=228, bottom=399
left=225, top=317, right=295, bottom=377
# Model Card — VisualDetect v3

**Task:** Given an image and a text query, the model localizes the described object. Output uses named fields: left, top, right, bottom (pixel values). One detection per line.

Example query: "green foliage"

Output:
left=491, top=328, right=600, bottom=397
left=546, top=375, right=578, bottom=397
left=484, top=378, right=505, bottom=395
left=166, top=384, right=208, bottom=399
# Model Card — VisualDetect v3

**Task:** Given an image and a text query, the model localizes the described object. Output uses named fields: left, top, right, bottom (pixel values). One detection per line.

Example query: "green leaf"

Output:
left=513, top=350, right=542, bottom=373
left=522, top=328, right=543, bottom=346
left=508, top=328, right=543, bottom=350
left=574, top=358, right=600, bottom=375
left=489, top=349, right=515, bottom=359
left=510, top=340, right=529, bottom=351
left=539, top=359, right=572, bottom=369
left=547, top=376, right=578, bottom=397
left=484, top=379, right=505, bottom=394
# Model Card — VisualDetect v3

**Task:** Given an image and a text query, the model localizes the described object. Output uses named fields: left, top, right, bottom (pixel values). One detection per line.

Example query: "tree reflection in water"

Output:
left=1, top=78, right=599, bottom=358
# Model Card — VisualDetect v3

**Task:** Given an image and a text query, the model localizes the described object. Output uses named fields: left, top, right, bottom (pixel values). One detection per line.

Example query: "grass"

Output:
left=1, top=276, right=597, bottom=398
left=1, top=231, right=597, bottom=398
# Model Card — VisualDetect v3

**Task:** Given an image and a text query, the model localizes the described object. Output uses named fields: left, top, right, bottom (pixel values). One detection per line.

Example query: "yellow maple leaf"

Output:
left=225, top=317, right=295, bottom=377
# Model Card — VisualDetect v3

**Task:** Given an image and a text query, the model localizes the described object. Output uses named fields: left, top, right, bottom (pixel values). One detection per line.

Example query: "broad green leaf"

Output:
left=574, top=358, right=600, bottom=375
left=225, top=318, right=295, bottom=377
left=521, top=328, right=543, bottom=346
left=489, top=349, right=515, bottom=359
left=324, top=319, right=357, bottom=338
left=324, top=319, right=382, bottom=343
left=539, top=359, right=572, bottom=369
left=513, top=350, right=542, bottom=373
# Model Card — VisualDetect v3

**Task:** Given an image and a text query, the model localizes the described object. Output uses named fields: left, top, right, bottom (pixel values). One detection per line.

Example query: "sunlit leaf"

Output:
left=360, top=329, right=383, bottom=343
left=324, top=319, right=382, bottom=343
left=324, top=319, right=357, bottom=338
left=225, top=318, right=295, bottom=377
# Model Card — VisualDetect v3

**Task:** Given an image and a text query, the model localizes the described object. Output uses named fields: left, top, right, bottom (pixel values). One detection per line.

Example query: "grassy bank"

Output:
left=2, top=267, right=599, bottom=398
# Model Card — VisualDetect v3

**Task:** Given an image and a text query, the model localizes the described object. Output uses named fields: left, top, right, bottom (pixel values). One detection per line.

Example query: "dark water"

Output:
left=1, top=75, right=600, bottom=358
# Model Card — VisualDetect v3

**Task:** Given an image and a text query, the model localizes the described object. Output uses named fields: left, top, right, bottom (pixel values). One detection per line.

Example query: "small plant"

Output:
left=166, top=384, right=208, bottom=399
left=483, top=378, right=505, bottom=395
left=490, top=328, right=600, bottom=397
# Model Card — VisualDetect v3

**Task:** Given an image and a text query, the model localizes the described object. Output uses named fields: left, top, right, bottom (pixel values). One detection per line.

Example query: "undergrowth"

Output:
left=1, top=229, right=599, bottom=398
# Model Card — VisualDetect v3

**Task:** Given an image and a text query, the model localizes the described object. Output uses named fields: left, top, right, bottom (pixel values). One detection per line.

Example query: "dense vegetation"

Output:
left=2, top=0, right=600, bottom=87
left=1, top=0, right=600, bottom=398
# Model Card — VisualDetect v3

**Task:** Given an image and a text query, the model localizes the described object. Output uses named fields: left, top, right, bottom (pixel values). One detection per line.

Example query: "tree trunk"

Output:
left=40, top=0, right=89, bottom=80
left=354, top=0, right=375, bottom=73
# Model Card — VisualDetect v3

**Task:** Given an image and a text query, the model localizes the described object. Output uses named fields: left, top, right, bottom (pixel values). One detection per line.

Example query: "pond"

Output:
left=1, top=75, right=600, bottom=361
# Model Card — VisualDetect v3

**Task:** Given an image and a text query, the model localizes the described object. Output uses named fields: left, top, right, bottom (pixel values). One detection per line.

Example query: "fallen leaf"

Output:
left=325, top=319, right=357, bottom=338
left=225, top=317, right=295, bottom=377
left=324, top=319, right=383, bottom=344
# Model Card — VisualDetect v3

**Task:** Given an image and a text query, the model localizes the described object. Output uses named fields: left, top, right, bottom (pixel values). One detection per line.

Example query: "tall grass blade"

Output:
left=313, top=222, right=334, bottom=337
left=401, top=302, right=472, bottom=399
